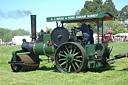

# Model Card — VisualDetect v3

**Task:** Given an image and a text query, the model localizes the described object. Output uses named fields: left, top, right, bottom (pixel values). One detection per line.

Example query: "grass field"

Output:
left=0, top=42, right=128, bottom=85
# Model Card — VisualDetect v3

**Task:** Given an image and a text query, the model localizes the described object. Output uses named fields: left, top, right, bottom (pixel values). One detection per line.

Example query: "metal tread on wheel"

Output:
left=55, top=42, right=87, bottom=73
left=10, top=53, right=40, bottom=72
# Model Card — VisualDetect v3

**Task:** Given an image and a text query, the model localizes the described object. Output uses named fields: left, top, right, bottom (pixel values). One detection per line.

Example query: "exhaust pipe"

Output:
left=31, top=15, right=37, bottom=42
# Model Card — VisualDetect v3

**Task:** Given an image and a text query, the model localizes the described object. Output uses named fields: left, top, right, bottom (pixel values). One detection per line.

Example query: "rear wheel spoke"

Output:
left=60, top=61, right=67, bottom=66
left=72, top=63, right=76, bottom=71
left=59, top=58, right=66, bottom=61
left=65, top=46, right=69, bottom=53
left=75, top=62, right=80, bottom=68
left=65, top=63, right=68, bottom=70
left=70, top=48, right=72, bottom=54
left=75, top=56, right=82, bottom=58
left=73, top=47, right=76, bottom=54
left=73, top=51, right=80, bottom=56
left=68, top=65, right=71, bottom=72
left=59, top=53, right=66, bottom=57
left=64, top=51, right=67, bottom=55
left=74, top=59, right=82, bottom=63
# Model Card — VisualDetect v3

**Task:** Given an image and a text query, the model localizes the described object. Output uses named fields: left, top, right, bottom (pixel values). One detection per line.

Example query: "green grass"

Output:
left=0, top=42, right=128, bottom=85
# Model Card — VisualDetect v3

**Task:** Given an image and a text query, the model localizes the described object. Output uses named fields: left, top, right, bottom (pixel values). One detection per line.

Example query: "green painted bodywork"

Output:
left=33, top=43, right=55, bottom=55
left=33, top=33, right=55, bottom=55
left=12, top=49, right=24, bottom=62
left=43, top=34, right=51, bottom=43
left=85, top=44, right=110, bottom=68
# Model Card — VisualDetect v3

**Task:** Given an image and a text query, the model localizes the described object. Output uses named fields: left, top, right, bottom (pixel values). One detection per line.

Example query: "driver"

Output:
left=76, top=20, right=90, bottom=44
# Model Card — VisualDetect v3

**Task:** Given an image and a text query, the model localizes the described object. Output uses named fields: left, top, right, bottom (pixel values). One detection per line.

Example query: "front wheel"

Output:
left=55, top=42, right=87, bottom=73
left=10, top=54, right=40, bottom=72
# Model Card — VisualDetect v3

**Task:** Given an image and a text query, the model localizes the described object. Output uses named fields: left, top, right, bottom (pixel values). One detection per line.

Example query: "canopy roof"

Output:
left=47, top=12, right=114, bottom=23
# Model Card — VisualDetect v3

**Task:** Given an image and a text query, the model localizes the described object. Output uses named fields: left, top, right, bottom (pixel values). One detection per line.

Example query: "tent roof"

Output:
left=115, top=33, right=128, bottom=37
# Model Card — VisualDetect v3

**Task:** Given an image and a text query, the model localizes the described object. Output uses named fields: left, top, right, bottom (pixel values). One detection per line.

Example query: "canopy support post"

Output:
left=97, top=19, right=99, bottom=43
left=102, top=18, right=104, bottom=43
left=56, top=21, right=59, bottom=27
left=61, top=21, right=64, bottom=27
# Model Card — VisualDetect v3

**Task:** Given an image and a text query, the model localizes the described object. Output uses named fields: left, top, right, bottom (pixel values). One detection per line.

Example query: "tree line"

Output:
left=80, top=0, right=128, bottom=22
left=67, top=0, right=128, bottom=34
left=0, top=28, right=30, bottom=42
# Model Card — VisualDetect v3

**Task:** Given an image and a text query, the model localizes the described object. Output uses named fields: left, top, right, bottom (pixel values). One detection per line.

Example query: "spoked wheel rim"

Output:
left=55, top=42, right=87, bottom=73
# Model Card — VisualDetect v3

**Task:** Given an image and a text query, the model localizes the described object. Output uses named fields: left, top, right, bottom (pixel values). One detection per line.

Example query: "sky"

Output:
left=0, top=0, right=128, bottom=32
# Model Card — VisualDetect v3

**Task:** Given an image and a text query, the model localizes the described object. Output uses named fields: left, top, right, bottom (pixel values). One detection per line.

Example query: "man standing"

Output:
left=88, top=24, right=94, bottom=44
left=38, top=29, right=44, bottom=42
left=76, top=20, right=90, bottom=44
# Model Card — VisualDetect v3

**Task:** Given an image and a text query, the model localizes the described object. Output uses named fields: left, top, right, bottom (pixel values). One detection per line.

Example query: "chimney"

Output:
left=31, top=15, right=36, bottom=42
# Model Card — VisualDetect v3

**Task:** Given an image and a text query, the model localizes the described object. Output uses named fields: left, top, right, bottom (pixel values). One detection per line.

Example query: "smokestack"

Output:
left=31, top=15, right=37, bottom=42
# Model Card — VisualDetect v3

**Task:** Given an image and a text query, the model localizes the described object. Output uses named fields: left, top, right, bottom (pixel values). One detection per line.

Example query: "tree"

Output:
left=119, top=5, right=128, bottom=22
left=79, top=0, right=128, bottom=33
left=0, top=28, right=11, bottom=41
left=3, top=32, right=12, bottom=42
left=83, top=0, right=103, bottom=14
left=102, top=0, right=118, bottom=18
left=75, top=10, right=80, bottom=15
left=11, top=29, right=30, bottom=37
left=103, top=21, right=127, bottom=34
left=0, top=28, right=30, bottom=42
left=80, top=0, right=104, bottom=31
left=93, top=0, right=103, bottom=12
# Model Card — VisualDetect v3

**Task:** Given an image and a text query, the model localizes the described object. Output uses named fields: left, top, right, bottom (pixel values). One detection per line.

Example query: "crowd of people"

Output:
left=113, top=36, right=128, bottom=42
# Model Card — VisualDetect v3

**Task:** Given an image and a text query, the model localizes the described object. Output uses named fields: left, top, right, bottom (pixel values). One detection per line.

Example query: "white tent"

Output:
left=115, top=33, right=128, bottom=37
left=12, top=36, right=31, bottom=45
left=0, top=38, right=2, bottom=45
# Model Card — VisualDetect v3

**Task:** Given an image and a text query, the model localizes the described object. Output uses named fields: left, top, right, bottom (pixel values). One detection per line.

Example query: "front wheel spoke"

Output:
left=72, top=63, right=76, bottom=71
left=75, top=56, right=82, bottom=58
left=59, top=53, right=66, bottom=57
left=68, top=65, right=71, bottom=72
left=73, top=51, right=80, bottom=56
left=60, top=61, right=67, bottom=66
left=74, top=59, right=82, bottom=63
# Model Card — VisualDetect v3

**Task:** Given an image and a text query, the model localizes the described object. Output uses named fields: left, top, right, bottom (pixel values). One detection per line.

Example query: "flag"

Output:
left=109, top=27, right=113, bottom=37
left=46, top=26, right=49, bottom=31
left=109, top=27, right=112, bottom=33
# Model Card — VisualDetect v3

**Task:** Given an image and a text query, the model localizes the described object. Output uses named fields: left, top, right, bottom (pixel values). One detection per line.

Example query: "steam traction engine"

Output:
left=8, top=13, right=128, bottom=73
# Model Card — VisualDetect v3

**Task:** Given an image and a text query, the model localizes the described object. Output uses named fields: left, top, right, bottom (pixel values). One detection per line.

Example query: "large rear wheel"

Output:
left=55, top=42, right=87, bottom=73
